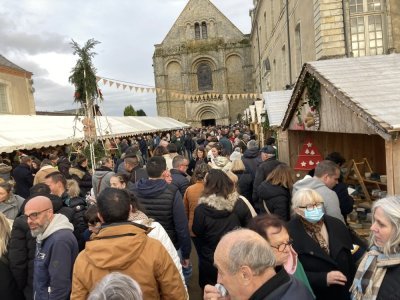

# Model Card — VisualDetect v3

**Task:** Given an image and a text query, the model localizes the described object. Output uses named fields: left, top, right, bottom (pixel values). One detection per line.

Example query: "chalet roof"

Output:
left=282, top=54, right=400, bottom=139
left=0, top=54, right=30, bottom=73
left=263, top=90, right=292, bottom=127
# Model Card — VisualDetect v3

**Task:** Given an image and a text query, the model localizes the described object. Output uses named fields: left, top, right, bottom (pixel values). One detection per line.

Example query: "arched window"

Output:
left=197, top=63, right=213, bottom=91
left=201, top=22, right=208, bottom=39
left=195, top=23, right=201, bottom=40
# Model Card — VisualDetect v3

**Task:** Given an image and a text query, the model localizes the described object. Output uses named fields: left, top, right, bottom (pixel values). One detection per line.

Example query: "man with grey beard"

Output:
left=24, top=196, right=78, bottom=299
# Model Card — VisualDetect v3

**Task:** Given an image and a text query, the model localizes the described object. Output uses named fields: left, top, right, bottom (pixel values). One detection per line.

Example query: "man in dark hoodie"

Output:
left=25, top=196, right=78, bottom=300
left=131, top=156, right=191, bottom=275
left=92, top=156, right=115, bottom=198
left=8, top=184, right=74, bottom=300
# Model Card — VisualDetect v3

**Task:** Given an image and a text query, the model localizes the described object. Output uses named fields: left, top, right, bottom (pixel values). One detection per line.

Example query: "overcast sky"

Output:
left=0, top=0, right=253, bottom=116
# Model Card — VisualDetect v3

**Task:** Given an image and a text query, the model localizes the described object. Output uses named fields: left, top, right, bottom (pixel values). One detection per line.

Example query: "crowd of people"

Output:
left=0, top=125, right=399, bottom=300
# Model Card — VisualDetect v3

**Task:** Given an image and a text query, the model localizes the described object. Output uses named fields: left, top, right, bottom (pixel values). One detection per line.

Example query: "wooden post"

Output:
left=385, top=139, right=400, bottom=195
left=277, top=129, right=290, bottom=165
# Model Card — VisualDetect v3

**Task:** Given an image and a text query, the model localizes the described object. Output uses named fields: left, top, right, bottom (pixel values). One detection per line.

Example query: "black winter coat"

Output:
left=258, top=182, right=291, bottom=221
left=8, top=195, right=74, bottom=300
left=12, top=163, right=33, bottom=199
left=241, top=148, right=261, bottom=179
left=252, top=159, right=282, bottom=211
left=0, top=256, right=24, bottom=300
left=69, top=165, right=92, bottom=197
left=192, top=192, right=252, bottom=288
left=233, top=171, right=253, bottom=205
left=288, top=215, right=356, bottom=300
left=187, top=157, right=209, bottom=176
left=377, top=263, right=400, bottom=300
left=68, top=196, right=88, bottom=251
left=333, top=182, right=354, bottom=222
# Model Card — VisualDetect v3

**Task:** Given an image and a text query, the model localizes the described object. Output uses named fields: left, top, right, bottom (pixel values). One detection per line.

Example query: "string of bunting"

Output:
left=96, top=76, right=261, bottom=100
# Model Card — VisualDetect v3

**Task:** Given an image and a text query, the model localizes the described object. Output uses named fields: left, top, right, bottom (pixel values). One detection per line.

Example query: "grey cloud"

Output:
left=9, top=58, right=49, bottom=77
left=0, top=13, right=70, bottom=55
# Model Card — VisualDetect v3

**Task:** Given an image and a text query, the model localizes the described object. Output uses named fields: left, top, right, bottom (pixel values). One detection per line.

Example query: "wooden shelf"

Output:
left=344, top=158, right=385, bottom=202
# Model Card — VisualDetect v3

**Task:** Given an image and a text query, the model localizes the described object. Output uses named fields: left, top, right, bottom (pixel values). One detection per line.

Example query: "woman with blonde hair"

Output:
left=288, top=188, right=355, bottom=300
left=0, top=212, right=23, bottom=299
left=230, top=159, right=253, bottom=206
left=257, top=163, right=293, bottom=220
left=351, top=196, right=400, bottom=300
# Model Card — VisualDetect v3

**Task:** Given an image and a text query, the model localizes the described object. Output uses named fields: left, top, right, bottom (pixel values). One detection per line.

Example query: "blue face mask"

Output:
left=304, top=207, right=324, bottom=223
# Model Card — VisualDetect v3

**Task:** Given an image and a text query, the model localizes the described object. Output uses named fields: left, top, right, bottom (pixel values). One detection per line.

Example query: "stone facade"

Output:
left=153, top=0, right=254, bottom=127
left=250, top=0, right=400, bottom=93
left=0, top=54, right=35, bottom=115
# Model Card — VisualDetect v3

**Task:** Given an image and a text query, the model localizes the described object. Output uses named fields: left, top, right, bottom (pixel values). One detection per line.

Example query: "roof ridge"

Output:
left=0, top=54, right=29, bottom=72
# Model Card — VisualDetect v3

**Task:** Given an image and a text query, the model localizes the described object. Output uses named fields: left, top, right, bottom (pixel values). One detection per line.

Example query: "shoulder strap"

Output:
left=239, top=195, right=257, bottom=217
left=97, top=172, right=110, bottom=194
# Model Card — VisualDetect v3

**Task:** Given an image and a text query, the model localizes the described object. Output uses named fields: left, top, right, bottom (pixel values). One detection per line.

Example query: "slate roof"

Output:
left=282, top=54, right=400, bottom=139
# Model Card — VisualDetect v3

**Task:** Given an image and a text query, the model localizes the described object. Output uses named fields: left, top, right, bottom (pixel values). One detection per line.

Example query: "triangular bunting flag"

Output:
left=129, top=86, right=133, bottom=91
left=122, top=85, right=127, bottom=90
left=140, top=88, right=144, bottom=93
left=116, top=83, right=121, bottom=88
left=96, top=76, right=101, bottom=83
left=102, top=79, right=108, bottom=85
left=109, top=81, right=114, bottom=87
left=135, top=87, right=139, bottom=92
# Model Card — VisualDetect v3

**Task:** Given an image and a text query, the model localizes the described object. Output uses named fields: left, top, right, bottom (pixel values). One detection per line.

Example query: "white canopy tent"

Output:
left=0, top=115, right=189, bottom=153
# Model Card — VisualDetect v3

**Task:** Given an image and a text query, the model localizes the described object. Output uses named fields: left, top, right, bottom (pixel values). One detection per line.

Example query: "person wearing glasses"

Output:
left=288, top=188, right=355, bottom=300
left=248, top=214, right=315, bottom=298
left=170, top=155, right=190, bottom=197
left=293, top=160, right=344, bottom=223
left=24, top=195, right=78, bottom=300
left=8, top=183, right=75, bottom=300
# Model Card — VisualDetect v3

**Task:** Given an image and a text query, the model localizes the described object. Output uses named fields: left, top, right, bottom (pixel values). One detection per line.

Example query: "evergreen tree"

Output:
left=69, top=39, right=102, bottom=106
left=124, top=105, right=137, bottom=116
left=136, top=109, right=147, bottom=116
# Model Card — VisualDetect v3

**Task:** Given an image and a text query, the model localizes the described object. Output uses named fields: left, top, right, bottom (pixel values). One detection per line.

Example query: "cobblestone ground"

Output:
left=188, top=241, right=203, bottom=300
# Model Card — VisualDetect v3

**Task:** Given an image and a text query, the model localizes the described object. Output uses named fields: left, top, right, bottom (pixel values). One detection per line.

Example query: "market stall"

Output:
left=0, top=115, right=189, bottom=153
left=279, top=54, right=400, bottom=238
left=280, top=54, right=400, bottom=197
left=263, top=90, right=292, bottom=163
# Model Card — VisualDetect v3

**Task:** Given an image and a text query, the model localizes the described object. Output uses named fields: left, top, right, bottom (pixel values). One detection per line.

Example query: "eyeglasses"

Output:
left=24, top=208, right=52, bottom=221
left=299, top=203, right=324, bottom=211
left=270, top=239, right=293, bottom=252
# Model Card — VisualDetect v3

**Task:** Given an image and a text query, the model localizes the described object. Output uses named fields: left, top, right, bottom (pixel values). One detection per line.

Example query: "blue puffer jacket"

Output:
left=33, top=214, right=78, bottom=300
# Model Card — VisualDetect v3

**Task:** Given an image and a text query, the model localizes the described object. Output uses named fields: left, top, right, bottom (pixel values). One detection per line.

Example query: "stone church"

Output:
left=153, top=0, right=253, bottom=127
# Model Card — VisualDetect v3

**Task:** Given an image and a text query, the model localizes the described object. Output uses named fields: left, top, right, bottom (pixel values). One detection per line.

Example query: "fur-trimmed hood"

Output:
left=199, top=191, right=239, bottom=212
